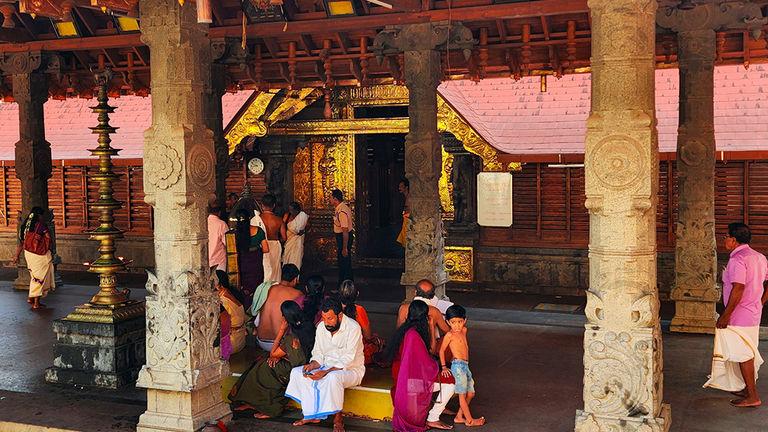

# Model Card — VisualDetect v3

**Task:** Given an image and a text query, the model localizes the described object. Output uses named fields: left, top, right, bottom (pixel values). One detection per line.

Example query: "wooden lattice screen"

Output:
left=480, top=159, right=768, bottom=252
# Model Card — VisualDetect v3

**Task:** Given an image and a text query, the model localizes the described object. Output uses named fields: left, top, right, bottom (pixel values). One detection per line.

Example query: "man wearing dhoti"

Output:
left=704, top=222, right=768, bottom=407
left=286, top=297, right=365, bottom=432
left=283, top=201, right=309, bottom=270
left=260, top=194, right=286, bottom=283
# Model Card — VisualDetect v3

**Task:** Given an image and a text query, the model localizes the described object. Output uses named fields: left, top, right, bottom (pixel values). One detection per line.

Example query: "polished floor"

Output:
left=0, top=278, right=767, bottom=431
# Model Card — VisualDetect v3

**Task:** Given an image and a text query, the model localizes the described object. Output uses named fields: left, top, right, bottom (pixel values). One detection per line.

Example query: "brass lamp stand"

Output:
left=65, top=68, right=143, bottom=323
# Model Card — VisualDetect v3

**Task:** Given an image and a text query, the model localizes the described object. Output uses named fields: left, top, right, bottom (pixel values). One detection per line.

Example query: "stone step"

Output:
left=221, top=348, right=394, bottom=421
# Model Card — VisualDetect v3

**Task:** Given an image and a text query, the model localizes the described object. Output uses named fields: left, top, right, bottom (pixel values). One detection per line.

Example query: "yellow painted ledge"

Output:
left=0, top=422, right=79, bottom=432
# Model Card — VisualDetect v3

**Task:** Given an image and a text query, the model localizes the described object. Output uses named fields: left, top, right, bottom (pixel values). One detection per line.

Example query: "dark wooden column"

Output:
left=0, top=52, right=54, bottom=289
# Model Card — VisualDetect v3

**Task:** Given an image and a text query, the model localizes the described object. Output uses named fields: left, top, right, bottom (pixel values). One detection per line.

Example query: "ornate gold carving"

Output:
left=437, top=96, right=502, bottom=172
left=508, top=162, right=523, bottom=172
left=445, top=246, right=472, bottom=283
left=293, top=145, right=312, bottom=208
left=270, top=118, right=409, bottom=135
left=439, top=147, right=454, bottom=216
left=265, top=88, right=322, bottom=123
left=64, top=301, right=146, bottom=324
left=225, top=90, right=279, bottom=153
left=343, top=85, right=409, bottom=106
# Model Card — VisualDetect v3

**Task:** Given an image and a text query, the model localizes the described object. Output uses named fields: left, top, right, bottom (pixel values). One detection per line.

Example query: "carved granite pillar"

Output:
left=205, top=39, right=229, bottom=206
left=0, top=52, right=55, bottom=289
left=657, top=2, right=767, bottom=335
left=373, top=22, right=473, bottom=298
left=575, top=1, right=670, bottom=431
left=136, top=1, right=230, bottom=431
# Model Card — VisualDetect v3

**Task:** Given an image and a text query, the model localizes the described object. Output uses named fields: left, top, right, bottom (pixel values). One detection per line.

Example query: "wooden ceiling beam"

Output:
left=14, top=12, right=38, bottom=39
left=210, top=0, right=589, bottom=38
left=210, top=0, right=225, bottom=26
left=540, top=16, right=550, bottom=40
left=0, top=33, right=142, bottom=53
left=496, top=19, right=507, bottom=43
left=0, top=28, right=32, bottom=43
left=263, top=37, right=292, bottom=83
left=336, top=32, right=351, bottom=54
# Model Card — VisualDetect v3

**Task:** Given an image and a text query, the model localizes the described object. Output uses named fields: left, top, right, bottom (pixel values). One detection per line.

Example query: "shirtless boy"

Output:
left=439, top=305, right=485, bottom=427
left=260, top=194, right=287, bottom=282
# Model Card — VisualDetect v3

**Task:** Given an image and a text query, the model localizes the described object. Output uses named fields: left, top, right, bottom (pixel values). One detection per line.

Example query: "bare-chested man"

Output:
left=397, top=279, right=450, bottom=353
left=260, top=194, right=287, bottom=282
left=397, top=279, right=455, bottom=430
left=255, top=263, right=303, bottom=352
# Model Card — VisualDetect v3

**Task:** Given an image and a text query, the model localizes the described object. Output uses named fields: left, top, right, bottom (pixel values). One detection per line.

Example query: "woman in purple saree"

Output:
left=386, top=300, right=440, bottom=432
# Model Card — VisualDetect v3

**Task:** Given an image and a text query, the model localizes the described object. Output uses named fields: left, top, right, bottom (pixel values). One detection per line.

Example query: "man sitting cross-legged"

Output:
left=286, top=297, right=365, bottom=432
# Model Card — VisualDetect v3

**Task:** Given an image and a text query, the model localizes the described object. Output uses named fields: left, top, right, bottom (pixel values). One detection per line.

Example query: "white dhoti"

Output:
left=283, top=211, right=308, bottom=270
left=25, top=250, right=54, bottom=298
left=263, top=240, right=282, bottom=282
left=704, top=326, right=763, bottom=392
left=427, top=382, right=456, bottom=422
left=285, top=366, right=364, bottom=420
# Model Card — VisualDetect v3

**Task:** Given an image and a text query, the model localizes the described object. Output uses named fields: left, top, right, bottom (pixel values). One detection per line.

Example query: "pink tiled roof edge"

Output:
left=437, top=64, right=768, bottom=154
left=0, top=91, right=253, bottom=160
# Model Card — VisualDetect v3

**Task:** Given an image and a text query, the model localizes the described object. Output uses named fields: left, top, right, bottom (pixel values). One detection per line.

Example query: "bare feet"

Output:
left=253, top=412, right=271, bottom=419
left=466, top=417, right=486, bottom=427
left=292, top=419, right=321, bottom=426
left=454, top=413, right=465, bottom=424
left=426, top=420, right=453, bottom=430
left=731, top=398, right=761, bottom=408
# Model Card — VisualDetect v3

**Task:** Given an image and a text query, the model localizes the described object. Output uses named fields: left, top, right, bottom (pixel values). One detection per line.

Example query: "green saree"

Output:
left=229, top=333, right=308, bottom=417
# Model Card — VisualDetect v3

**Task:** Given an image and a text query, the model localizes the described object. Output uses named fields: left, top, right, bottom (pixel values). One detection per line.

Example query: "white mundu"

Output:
left=285, top=314, right=365, bottom=420
left=263, top=240, right=282, bottom=282
left=283, top=211, right=309, bottom=269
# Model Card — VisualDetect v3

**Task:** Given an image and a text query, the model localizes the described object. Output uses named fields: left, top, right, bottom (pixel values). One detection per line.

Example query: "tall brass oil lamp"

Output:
left=65, top=68, right=143, bottom=322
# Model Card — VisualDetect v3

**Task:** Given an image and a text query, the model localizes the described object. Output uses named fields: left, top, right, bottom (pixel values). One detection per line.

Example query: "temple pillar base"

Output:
left=576, top=405, right=671, bottom=432
left=670, top=298, right=717, bottom=334
left=137, top=387, right=231, bottom=432
left=45, top=302, right=146, bottom=389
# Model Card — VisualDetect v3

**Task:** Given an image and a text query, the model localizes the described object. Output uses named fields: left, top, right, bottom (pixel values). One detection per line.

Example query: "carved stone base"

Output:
left=45, top=306, right=145, bottom=389
left=13, top=266, right=30, bottom=290
left=670, top=299, right=717, bottom=335
left=137, top=386, right=232, bottom=432
left=576, top=404, right=671, bottom=432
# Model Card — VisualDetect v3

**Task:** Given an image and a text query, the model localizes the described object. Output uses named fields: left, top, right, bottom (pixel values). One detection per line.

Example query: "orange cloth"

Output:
left=355, top=304, right=370, bottom=330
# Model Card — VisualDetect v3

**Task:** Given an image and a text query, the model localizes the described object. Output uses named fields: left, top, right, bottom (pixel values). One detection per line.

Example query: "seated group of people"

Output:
left=219, top=271, right=483, bottom=432
left=218, top=263, right=382, bottom=432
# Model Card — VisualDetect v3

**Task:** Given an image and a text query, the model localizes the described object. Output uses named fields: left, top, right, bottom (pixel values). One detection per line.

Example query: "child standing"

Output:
left=439, top=305, right=486, bottom=427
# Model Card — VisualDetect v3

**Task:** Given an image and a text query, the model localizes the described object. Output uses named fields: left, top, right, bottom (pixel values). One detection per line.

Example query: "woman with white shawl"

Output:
left=282, top=202, right=309, bottom=270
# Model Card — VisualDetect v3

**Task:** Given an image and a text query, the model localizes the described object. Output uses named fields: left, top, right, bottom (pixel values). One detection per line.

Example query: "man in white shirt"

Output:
left=207, top=204, right=229, bottom=272
left=286, top=297, right=365, bottom=432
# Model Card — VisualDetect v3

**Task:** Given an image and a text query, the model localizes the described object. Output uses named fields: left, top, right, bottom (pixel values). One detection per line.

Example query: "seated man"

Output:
left=397, top=279, right=451, bottom=353
left=216, top=271, right=247, bottom=356
left=397, top=279, right=455, bottom=430
left=254, top=263, right=303, bottom=352
left=286, top=297, right=365, bottom=432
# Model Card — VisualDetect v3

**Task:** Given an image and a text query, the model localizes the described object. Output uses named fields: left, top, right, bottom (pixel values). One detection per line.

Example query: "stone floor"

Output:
left=1, top=275, right=768, bottom=432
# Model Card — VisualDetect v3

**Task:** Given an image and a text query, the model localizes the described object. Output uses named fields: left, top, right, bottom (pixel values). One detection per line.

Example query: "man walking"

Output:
left=704, top=222, right=768, bottom=407
left=331, top=189, right=354, bottom=283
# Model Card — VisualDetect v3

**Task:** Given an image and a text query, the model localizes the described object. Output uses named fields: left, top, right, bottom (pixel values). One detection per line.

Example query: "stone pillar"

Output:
left=205, top=39, right=229, bottom=206
left=657, top=1, right=766, bottom=335
left=262, top=136, right=301, bottom=215
left=0, top=52, right=54, bottom=289
left=373, top=22, right=474, bottom=298
left=575, top=1, right=670, bottom=431
left=671, top=29, right=718, bottom=334
left=136, top=1, right=230, bottom=431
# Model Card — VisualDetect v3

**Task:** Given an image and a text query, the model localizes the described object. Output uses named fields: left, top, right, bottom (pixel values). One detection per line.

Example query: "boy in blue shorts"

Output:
left=439, top=305, right=485, bottom=427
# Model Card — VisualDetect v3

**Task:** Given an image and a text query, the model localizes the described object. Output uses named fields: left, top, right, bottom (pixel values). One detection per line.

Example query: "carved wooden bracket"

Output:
left=372, top=21, right=475, bottom=61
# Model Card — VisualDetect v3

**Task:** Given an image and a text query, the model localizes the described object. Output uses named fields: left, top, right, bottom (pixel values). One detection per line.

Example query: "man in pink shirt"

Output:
left=704, top=223, right=768, bottom=407
left=207, top=203, right=230, bottom=273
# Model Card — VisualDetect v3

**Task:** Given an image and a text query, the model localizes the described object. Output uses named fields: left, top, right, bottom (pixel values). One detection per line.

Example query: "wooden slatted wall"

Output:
left=0, top=158, right=266, bottom=237
left=480, top=159, right=768, bottom=251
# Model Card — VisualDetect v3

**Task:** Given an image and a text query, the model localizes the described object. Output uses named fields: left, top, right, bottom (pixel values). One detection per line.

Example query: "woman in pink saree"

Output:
left=386, top=300, right=439, bottom=432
